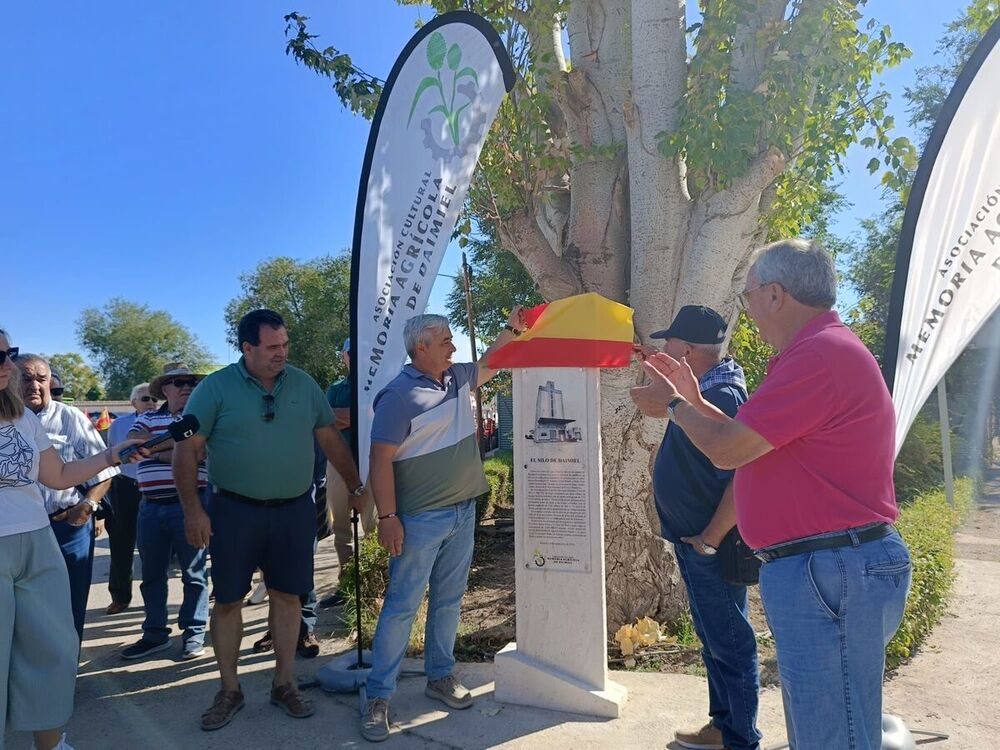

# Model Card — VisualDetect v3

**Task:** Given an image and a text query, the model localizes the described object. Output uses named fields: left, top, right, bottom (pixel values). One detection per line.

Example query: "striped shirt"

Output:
left=35, top=400, right=119, bottom=513
left=371, top=363, right=488, bottom=515
left=131, top=406, right=208, bottom=497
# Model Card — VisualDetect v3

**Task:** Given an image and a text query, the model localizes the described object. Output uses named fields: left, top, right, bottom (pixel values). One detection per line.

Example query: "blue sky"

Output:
left=1, top=1, right=967, bottom=368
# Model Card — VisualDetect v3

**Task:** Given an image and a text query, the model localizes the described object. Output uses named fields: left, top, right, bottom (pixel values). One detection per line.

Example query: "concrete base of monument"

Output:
left=494, top=642, right=628, bottom=719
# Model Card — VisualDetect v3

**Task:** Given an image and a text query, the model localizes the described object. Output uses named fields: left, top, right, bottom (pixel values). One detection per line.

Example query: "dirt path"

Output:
left=882, top=467, right=1000, bottom=747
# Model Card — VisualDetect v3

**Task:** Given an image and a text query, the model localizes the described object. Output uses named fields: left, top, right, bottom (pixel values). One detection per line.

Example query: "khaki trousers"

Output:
left=326, top=462, right=377, bottom=579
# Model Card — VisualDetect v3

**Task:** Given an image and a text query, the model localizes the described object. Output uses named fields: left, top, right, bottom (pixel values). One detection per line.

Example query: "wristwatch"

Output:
left=350, top=484, right=366, bottom=497
left=667, top=396, right=685, bottom=418
left=85, top=499, right=100, bottom=513
left=700, top=539, right=718, bottom=555
left=503, top=324, right=521, bottom=335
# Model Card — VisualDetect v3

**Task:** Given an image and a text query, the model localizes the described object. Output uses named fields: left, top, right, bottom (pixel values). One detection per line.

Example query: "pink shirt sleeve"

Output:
left=735, top=346, right=838, bottom=450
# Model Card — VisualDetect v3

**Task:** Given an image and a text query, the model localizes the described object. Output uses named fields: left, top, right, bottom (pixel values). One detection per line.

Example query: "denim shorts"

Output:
left=209, top=488, right=315, bottom=604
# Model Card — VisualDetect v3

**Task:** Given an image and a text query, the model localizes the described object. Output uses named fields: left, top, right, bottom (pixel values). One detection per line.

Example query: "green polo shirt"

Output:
left=184, top=358, right=334, bottom=501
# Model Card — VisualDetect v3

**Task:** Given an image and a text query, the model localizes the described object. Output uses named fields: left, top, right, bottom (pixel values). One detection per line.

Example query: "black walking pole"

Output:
left=352, top=508, right=365, bottom=669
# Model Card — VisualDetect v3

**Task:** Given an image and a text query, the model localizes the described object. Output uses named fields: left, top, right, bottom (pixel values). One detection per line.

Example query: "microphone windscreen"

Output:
left=167, top=414, right=200, bottom=442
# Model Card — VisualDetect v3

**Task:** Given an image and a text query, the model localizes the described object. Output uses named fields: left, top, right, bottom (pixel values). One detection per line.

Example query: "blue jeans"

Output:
left=50, top=516, right=95, bottom=642
left=674, top=543, right=761, bottom=750
left=366, top=499, right=476, bottom=700
left=137, top=497, right=210, bottom=646
left=759, top=528, right=911, bottom=750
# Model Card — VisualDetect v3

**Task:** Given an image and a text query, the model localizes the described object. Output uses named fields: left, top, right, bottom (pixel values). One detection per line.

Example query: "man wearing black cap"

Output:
left=631, top=306, right=761, bottom=750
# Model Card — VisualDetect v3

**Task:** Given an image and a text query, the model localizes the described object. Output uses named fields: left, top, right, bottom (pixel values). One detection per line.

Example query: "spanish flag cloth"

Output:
left=94, top=407, right=112, bottom=431
left=487, top=293, right=635, bottom=369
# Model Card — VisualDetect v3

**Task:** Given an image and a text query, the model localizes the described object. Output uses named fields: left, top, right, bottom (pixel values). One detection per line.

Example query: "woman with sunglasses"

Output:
left=0, top=328, right=141, bottom=750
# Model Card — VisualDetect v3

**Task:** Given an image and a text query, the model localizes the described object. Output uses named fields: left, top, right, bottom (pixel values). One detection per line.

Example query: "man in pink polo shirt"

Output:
left=638, top=238, right=911, bottom=750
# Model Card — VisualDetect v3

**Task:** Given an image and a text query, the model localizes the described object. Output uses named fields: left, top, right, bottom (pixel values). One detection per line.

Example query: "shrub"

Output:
left=340, top=533, right=390, bottom=644
left=478, top=450, right=514, bottom=520
left=886, top=477, right=973, bottom=669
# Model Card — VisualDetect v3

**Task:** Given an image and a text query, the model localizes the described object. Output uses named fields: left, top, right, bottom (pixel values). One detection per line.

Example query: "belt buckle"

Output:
left=754, top=549, right=773, bottom=563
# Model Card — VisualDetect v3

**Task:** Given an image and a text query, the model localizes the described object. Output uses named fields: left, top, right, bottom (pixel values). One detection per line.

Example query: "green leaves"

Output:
left=447, top=42, right=462, bottom=70
left=283, top=12, right=383, bottom=119
left=408, top=75, right=444, bottom=125
left=427, top=31, right=447, bottom=70
left=77, top=299, right=212, bottom=399
left=224, top=254, right=352, bottom=389
left=456, top=66, right=478, bottom=85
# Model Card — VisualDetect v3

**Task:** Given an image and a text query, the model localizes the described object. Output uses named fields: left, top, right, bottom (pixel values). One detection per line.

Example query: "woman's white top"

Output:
left=0, top=410, right=53, bottom=538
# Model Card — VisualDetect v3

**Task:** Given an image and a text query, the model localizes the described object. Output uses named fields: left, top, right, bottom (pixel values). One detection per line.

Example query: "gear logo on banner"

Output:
left=408, top=31, right=485, bottom=161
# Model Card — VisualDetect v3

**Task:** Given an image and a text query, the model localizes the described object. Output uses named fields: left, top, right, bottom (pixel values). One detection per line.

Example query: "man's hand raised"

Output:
left=644, top=352, right=702, bottom=405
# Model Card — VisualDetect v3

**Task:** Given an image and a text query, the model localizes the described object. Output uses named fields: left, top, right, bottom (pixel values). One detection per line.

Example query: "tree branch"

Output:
left=728, top=0, right=788, bottom=94
left=718, top=146, right=787, bottom=214
left=565, top=0, right=629, bottom=147
left=510, top=5, right=570, bottom=134
left=497, top=209, right=583, bottom=300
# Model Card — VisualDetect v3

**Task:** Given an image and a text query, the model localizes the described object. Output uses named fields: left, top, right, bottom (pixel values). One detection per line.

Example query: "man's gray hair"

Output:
left=751, top=238, right=837, bottom=309
left=130, top=382, right=151, bottom=402
left=15, top=353, right=48, bottom=370
left=403, top=314, right=451, bottom=357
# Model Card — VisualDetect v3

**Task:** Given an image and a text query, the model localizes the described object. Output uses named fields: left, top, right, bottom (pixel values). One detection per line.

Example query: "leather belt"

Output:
left=214, top=487, right=302, bottom=507
left=754, top=523, right=893, bottom=563
left=143, top=495, right=180, bottom=506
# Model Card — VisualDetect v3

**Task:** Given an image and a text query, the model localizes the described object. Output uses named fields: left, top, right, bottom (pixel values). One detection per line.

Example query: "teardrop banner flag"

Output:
left=487, top=293, right=636, bottom=369
left=883, top=17, right=1000, bottom=457
left=349, top=11, right=515, bottom=477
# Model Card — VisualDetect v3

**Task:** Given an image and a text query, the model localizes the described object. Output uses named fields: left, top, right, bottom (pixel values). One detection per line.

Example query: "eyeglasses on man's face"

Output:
left=138, top=395, right=158, bottom=403
left=164, top=378, right=198, bottom=390
left=736, top=282, right=771, bottom=311
left=50, top=387, right=65, bottom=397
left=0, top=347, right=19, bottom=365
left=262, top=394, right=276, bottom=422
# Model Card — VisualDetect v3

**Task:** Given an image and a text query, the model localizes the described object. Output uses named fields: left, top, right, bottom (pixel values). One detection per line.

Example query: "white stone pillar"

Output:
left=494, top=367, right=628, bottom=718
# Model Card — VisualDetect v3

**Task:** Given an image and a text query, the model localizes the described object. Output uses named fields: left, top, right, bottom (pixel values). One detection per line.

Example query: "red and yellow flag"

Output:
left=487, top=293, right=634, bottom=369
left=94, top=407, right=112, bottom=431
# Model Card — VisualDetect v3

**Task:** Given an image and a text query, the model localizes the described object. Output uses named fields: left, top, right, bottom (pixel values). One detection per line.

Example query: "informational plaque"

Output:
left=520, top=368, right=592, bottom=572
left=495, top=366, right=627, bottom=718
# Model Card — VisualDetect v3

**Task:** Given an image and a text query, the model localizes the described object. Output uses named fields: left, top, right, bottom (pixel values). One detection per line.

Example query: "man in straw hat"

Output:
left=120, top=363, right=210, bottom=661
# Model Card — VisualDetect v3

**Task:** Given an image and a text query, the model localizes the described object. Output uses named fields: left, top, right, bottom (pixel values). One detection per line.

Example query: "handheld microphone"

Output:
left=118, top=414, right=200, bottom=463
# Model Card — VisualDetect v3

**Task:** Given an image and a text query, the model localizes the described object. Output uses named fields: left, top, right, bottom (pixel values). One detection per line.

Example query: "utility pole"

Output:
left=462, top=252, right=485, bottom=457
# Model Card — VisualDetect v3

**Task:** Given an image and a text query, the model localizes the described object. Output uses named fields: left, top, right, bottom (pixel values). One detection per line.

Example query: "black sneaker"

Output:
left=121, top=638, right=171, bottom=660
left=297, top=632, right=320, bottom=659
left=318, top=590, right=347, bottom=609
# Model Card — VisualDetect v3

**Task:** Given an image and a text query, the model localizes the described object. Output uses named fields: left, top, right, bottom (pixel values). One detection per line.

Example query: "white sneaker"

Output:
left=248, top=581, right=268, bottom=604
left=49, top=733, right=76, bottom=750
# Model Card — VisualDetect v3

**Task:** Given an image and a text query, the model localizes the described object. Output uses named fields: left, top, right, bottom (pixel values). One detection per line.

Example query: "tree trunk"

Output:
left=494, top=0, right=788, bottom=632
left=600, top=366, right=687, bottom=625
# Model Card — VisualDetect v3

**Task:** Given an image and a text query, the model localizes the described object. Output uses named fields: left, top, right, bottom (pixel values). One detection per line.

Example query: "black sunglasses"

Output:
left=0, top=347, right=19, bottom=365
left=138, top=395, right=158, bottom=403
left=262, top=394, right=275, bottom=422
left=50, top=386, right=65, bottom=397
left=164, top=378, right=198, bottom=389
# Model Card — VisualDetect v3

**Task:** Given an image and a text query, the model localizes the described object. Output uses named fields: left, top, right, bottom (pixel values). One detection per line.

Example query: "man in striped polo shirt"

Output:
left=121, top=363, right=211, bottom=661
left=361, top=309, right=527, bottom=743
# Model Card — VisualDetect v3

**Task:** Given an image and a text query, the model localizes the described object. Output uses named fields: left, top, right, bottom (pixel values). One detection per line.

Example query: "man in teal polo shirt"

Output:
left=174, top=309, right=366, bottom=732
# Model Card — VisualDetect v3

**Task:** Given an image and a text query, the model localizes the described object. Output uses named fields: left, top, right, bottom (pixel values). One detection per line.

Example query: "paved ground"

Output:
left=6, top=472, right=1000, bottom=749
left=882, top=467, right=1000, bottom=748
